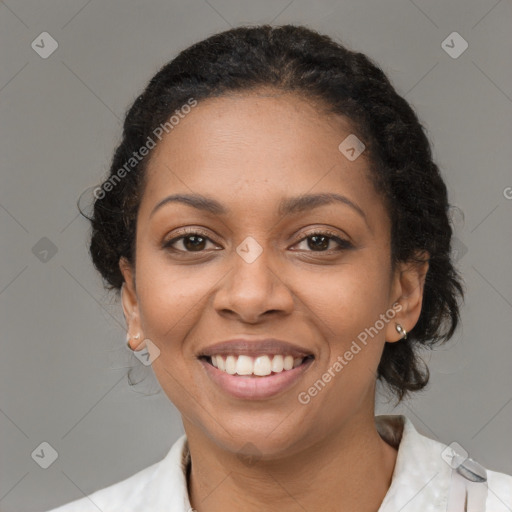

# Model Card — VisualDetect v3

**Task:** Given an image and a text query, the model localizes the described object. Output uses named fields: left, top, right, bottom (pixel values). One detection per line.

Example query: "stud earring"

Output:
left=395, top=324, right=407, bottom=340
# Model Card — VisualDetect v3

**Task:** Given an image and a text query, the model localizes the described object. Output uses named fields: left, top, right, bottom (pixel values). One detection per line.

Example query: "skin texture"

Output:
left=120, top=90, right=429, bottom=512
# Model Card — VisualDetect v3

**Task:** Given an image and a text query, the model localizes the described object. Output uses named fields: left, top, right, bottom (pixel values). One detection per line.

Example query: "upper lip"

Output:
left=197, top=338, right=314, bottom=358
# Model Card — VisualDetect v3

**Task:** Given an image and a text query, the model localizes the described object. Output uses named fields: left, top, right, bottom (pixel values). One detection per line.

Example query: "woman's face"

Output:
left=121, top=90, right=425, bottom=458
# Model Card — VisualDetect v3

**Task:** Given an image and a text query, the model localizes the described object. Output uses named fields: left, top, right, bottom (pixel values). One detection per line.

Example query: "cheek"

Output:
left=134, top=249, right=213, bottom=341
left=299, top=257, right=392, bottom=401
left=134, top=256, right=208, bottom=410
left=295, top=263, right=390, bottom=427
left=301, top=258, right=391, bottom=337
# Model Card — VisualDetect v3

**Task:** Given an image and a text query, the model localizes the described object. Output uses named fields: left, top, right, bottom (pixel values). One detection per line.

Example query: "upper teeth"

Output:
left=209, top=354, right=305, bottom=376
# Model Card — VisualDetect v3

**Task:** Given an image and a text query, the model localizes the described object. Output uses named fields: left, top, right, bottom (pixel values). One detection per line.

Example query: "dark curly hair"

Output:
left=87, top=24, right=464, bottom=402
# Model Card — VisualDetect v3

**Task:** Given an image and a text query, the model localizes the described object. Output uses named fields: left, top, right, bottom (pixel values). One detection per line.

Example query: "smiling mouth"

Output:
left=199, top=354, right=315, bottom=377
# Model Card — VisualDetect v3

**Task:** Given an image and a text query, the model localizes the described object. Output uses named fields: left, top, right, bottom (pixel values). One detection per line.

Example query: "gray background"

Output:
left=1, top=1, right=511, bottom=511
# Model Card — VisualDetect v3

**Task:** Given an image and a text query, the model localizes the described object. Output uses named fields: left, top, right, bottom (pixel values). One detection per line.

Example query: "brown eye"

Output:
left=293, top=230, right=353, bottom=252
left=181, top=234, right=208, bottom=251
left=308, top=234, right=330, bottom=251
left=163, top=229, right=217, bottom=253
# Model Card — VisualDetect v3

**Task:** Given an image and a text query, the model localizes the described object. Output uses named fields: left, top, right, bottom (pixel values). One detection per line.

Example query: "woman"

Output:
left=46, top=24, right=512, bottom=511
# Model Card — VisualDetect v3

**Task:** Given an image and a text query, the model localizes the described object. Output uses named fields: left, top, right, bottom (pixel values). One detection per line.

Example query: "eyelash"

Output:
left=162, top=228, right=353, bottom=254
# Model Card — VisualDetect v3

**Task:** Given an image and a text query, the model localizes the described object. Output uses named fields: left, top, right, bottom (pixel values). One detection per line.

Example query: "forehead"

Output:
left=139, top=91, right=385, bottom=225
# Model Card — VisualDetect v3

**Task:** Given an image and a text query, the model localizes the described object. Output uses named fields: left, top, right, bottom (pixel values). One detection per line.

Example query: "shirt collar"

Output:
left=376, top=414, right=452, bottom=511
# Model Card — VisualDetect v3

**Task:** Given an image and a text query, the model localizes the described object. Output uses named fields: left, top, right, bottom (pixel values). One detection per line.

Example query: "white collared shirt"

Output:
left=45, top=415, right=512, bottom=511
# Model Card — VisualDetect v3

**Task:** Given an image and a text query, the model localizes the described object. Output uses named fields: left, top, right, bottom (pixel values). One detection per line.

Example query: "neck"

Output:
left=184, top=410, right=398, bottom=512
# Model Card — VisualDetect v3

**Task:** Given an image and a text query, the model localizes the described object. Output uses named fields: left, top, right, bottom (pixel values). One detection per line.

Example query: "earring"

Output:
left=395, top=324, right=407, bottom=340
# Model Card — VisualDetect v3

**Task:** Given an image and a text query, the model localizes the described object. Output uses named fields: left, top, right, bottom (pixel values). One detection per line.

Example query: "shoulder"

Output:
left=376, top=414, right=512, bottom=511
left=42, top=434, right=190, bottom=512
left=486, top=467, right=512, bottom=510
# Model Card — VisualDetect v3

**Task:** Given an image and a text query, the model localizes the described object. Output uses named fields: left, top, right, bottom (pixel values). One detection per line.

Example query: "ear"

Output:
left=119, top=257, right=144, bottom=351
left=385, top=251, right=429, bottom=343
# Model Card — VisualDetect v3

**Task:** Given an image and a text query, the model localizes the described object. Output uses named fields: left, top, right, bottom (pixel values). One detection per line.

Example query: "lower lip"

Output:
left=199, top=357, right=314, bottom=400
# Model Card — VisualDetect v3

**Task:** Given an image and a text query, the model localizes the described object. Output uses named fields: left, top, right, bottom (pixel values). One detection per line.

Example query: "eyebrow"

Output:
left=149, top=192, right=368, bottom=225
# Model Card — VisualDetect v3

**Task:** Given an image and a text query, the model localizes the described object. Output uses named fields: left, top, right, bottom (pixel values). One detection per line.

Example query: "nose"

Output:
left=212, top=240, right=294, bottom=324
